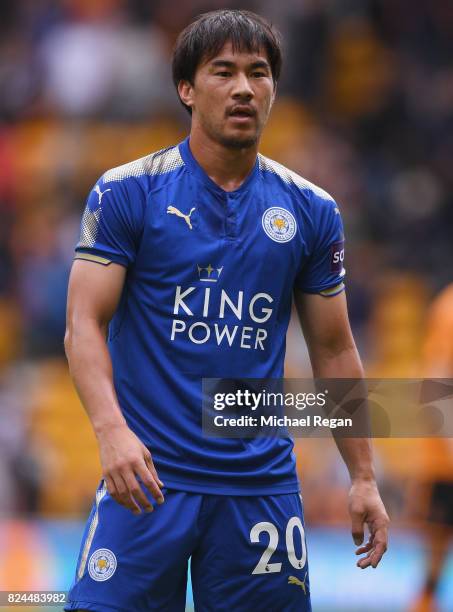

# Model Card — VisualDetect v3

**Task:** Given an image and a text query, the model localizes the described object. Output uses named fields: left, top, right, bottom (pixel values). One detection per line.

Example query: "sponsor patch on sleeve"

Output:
left=330, top=240, right=345, bottom=272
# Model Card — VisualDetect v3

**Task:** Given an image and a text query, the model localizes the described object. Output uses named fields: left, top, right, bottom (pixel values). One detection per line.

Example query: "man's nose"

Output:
left=232, top=73, right=254, bottom=99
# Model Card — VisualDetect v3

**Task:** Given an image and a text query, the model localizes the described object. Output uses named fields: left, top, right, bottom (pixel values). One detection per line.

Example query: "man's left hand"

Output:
left=349, top=479, right=390, bottom=569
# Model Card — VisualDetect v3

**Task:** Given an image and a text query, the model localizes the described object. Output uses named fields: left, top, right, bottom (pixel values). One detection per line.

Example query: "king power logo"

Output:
left=170, top=283, right=274, bottom=351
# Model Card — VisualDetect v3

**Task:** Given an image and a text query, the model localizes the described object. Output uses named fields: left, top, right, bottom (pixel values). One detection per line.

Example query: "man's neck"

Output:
left=188, top=127, right=258, bottom=192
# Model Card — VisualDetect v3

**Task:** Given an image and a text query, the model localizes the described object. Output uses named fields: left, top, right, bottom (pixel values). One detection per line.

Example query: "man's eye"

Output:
left=252, top=72, right=266, bottom=78
left=216, top=71, right=231, bottom=77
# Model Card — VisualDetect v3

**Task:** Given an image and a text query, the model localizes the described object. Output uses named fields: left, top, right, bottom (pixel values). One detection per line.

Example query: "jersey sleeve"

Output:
left=294, top=192, right=346, bottom=297
left=74, top=175, right=145, bottom=267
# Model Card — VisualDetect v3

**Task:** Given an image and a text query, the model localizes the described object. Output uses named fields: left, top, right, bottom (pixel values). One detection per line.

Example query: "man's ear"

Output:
left=178, top=81, right=194, bottom=111
left=270, top=84, right=277, bottom=108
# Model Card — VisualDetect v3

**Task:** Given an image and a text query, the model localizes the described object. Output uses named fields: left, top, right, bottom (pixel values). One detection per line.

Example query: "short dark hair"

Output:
left=172, top=9, right=282, bottom=114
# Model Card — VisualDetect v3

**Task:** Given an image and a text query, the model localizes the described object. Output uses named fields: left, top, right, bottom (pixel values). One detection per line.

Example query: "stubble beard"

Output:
left=204, top=114, right=263, bottom=150
left=217, top=133, right=259, bottom=150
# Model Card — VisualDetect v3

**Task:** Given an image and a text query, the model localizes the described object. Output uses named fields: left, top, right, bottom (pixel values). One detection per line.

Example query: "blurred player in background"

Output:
left=64, top=9, right=389, bottom=611
left=412, top=284, right=453, bottom=612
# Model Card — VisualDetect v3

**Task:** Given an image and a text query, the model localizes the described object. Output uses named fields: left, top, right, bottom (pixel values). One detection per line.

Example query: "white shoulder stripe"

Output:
left=79, top=204, right=101, bottom=248
left=103, top=145, right=184, bottom=183
left=258, top=154, right=334, bottom=202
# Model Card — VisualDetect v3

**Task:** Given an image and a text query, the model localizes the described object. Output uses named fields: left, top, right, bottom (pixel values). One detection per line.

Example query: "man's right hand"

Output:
left=96, top=423, right=165, bottom=514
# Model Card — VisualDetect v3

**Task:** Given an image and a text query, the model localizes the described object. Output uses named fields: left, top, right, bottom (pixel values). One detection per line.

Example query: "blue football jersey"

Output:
left=74, top=137, right=345, bottom=495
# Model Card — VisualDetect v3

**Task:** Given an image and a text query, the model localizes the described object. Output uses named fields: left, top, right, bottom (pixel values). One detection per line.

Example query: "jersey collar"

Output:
left=179, top=137, right=260, bottom=196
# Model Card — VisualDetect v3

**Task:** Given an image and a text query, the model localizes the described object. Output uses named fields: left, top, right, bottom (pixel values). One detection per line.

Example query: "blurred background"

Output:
left=0, top=0, right=453, bottom=610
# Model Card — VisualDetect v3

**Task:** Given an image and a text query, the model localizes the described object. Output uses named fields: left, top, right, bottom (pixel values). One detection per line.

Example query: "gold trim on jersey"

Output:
left=74, top=252, right=112, bottom=266
left=319, top=282, right=345, bottom=297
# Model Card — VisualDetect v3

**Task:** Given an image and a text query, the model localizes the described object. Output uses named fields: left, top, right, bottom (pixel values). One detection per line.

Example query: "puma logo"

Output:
left=94, top=184, right=111, bottom=205
left=167, top=205, right=196, bottom=230
left=288, top=573, right=308, bottom=595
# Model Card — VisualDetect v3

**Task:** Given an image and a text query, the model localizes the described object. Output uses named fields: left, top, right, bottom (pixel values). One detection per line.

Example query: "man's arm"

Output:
left=294, top=289, right=389, bottom=569
left=64, top=259, right=164, bottom=514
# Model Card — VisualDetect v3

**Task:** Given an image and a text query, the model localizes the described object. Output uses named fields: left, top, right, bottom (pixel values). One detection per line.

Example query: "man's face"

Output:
left=179, top=42, right=276, bottom=149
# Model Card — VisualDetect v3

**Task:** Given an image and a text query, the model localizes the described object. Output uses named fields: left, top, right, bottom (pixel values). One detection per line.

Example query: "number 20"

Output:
left=250, top=517, right=307, bottom=574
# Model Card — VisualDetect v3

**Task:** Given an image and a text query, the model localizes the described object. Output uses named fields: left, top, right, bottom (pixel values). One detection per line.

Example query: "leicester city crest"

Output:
left=88, top=548, right=117, bottom=582
left=262, top=207, right=297, bottom=243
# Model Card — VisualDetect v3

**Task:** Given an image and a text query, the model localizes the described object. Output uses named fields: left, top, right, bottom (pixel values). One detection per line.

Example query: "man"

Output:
left=64, top=9, right=389, bottom=612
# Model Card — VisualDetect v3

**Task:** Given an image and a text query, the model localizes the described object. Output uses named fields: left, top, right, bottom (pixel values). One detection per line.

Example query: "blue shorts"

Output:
left=65, top=482, right=311, bottom=612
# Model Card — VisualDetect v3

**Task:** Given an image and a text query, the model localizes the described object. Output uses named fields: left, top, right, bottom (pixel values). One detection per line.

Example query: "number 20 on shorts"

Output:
left=250, top=517, right=307, bottom=574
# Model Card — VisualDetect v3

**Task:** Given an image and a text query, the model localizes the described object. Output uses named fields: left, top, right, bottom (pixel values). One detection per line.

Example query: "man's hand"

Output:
left=96, top=423, right=165, bottom=514
left=349, top=479, right=389, bottom=569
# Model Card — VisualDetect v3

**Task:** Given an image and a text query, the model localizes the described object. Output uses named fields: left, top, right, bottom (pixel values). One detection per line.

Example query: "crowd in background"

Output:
left=0, top=0, right=452, bottom=531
